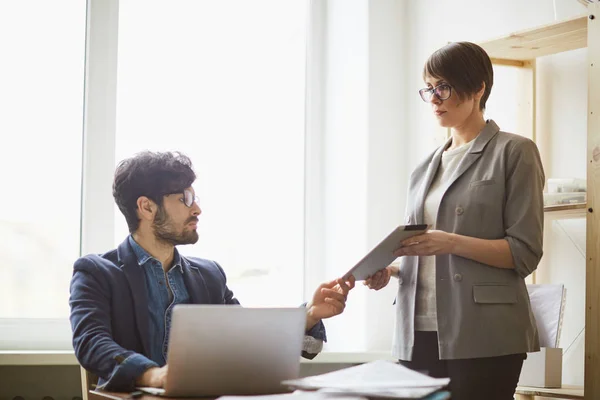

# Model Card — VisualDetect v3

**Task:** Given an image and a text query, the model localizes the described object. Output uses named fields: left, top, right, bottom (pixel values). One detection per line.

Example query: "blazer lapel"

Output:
left=415, top=142, right=448, bottom=224
left=117, top=239, right=152, bottom=357
left=443, top=120, right=501, bottom=192
left=182, top=258, right=211, bottom=304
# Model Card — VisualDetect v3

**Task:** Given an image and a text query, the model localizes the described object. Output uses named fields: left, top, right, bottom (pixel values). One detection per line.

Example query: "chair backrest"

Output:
left=80, top=366, right=99, bottom=400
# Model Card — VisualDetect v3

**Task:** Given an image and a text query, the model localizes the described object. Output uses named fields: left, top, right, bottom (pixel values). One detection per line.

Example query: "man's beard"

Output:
left=153, top=206, right=199, bottom=245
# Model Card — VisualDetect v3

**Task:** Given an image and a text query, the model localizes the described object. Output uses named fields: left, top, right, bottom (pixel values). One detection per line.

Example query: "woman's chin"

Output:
left=437, top=119, right=452, bottom=128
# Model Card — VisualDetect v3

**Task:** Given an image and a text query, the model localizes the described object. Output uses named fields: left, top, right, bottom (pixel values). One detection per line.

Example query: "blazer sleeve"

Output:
left=503, top=139, right=545, bottom=278
left=213, top=261, right=241, bottom=305
left=69, top=258, right=157, bottom=391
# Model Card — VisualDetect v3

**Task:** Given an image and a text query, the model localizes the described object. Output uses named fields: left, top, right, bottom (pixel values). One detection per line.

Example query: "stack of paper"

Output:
left=527, top=284, right=566, bottom=347
left=281, top=360, right=449, bottom=399
left=218, top=392, right=368, bottom=400
left=218, top=390, right=449, bottom=400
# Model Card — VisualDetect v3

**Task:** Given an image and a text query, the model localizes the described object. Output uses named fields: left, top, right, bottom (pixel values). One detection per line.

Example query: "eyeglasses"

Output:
left=180, top=189, right=200, bottom=208
left=419, top=84, right=452, bottom=103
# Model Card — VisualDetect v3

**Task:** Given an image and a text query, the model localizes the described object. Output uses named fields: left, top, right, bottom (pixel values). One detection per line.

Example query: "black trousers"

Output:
left=399, top=331, right=526, bottom=400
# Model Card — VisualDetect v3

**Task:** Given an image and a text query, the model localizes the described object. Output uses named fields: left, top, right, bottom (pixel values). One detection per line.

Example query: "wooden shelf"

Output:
left=544, top=203, right=587, bottom=212
left=479, top=14, right=588, bottom=61
left=515, top=384, right=583, bottom=399
left=544, top=203, right=587, bottom=219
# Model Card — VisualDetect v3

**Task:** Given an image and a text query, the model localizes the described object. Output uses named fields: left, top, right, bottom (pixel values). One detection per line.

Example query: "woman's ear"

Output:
left=475, top=82, right=486, bottom=100
left=472, top=82, right=486, bottom=109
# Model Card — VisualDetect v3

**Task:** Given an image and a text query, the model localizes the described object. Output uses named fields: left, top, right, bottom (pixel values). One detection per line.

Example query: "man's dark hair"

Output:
left=113, top=151, right=196, bottom=233
left=423, top=41, right=494, bottom=110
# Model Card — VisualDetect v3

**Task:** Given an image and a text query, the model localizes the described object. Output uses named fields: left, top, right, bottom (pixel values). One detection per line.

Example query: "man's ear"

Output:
left=136, top=196, right=156, bottom=222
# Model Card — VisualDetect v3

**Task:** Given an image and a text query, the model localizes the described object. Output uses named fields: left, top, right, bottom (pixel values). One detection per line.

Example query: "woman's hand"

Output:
left=393, top=230, right=456, bottom=257
left=364, top=265, right=398, bottom=290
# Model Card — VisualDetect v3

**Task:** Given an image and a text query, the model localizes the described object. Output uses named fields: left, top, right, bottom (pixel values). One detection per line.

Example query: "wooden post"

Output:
left=585, top=3, right=600, bottom=400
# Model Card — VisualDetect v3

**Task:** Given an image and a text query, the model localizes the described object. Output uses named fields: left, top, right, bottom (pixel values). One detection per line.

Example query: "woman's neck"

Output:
left=449, top=115, right=487, bottom=150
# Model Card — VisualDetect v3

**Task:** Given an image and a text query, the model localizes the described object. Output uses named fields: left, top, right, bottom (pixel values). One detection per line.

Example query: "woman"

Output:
left=365, top=42, right=544, bottom=400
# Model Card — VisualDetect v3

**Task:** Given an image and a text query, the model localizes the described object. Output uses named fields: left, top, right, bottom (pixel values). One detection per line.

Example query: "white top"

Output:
left=415, top=141, right=471, bottom=331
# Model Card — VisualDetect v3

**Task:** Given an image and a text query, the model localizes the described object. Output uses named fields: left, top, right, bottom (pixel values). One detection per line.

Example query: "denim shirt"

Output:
left=100, top=237, right=191, bottom=388
left=128, top=236, right=191, bottom=366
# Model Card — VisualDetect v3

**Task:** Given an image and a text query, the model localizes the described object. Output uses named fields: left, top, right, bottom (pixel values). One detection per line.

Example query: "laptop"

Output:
left=139, top=305, right=307, bottom=397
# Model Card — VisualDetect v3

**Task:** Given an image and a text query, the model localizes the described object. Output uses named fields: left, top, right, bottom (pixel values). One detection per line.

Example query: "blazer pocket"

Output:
left=473, top=284, right=517, bottom=304
left=469, top=179, right=496, bottom=188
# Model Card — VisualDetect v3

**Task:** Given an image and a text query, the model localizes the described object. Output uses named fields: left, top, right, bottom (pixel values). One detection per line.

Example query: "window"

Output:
left=0, top=1, right=86, bottom=319
left=114, top=0, right=308, bottom=306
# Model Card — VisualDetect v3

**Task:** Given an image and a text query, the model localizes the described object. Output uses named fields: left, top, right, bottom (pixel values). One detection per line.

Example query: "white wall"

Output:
left=404, top=0, right=589, bottom=387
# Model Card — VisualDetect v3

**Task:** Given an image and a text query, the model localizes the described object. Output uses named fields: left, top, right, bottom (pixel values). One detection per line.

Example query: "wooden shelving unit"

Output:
left=477, top=4, right=600, bottom=399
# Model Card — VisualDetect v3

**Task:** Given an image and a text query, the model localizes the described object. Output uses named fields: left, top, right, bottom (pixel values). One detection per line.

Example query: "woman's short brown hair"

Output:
left=423, top=41, right=493, bottom=110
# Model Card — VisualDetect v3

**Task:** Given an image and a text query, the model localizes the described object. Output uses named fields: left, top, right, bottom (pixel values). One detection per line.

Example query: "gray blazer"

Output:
left=392, top=120, right=544, bottom=361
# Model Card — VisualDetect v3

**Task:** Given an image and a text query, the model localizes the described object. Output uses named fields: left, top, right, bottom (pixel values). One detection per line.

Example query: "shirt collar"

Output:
left=128, top=235, right=184, bottom=273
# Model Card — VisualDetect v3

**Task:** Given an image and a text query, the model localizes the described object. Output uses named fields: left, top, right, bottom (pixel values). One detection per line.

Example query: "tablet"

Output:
left=343, top=224, right=429, bottom=281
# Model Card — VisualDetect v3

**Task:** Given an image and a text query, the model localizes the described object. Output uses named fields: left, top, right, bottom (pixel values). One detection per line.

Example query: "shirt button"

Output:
left=456, top=206, right=464, bottom=215
left=398, top=277, right=404, bottom=285
left=453, top=273, right=463, bottom=282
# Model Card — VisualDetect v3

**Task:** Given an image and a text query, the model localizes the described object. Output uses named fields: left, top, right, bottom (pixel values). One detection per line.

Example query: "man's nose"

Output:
left=191, top=202, right=201, bottom=216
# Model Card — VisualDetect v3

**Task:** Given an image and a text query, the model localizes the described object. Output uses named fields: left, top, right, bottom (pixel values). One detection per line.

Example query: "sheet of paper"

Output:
left=282, top=360, right=449, bottom=390
left=137, top=387, right=165, bottom=395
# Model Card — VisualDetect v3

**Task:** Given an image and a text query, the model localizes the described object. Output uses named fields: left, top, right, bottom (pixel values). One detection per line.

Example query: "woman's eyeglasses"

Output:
left=419, top=84, right=452, bottom=103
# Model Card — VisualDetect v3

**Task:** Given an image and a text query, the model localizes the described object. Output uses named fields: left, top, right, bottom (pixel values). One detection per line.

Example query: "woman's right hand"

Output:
left=364, top=265, right=398, bottom=290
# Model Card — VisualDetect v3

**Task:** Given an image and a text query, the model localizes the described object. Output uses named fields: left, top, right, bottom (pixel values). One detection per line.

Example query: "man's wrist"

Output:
left=305, top=303, right=320, bottom=331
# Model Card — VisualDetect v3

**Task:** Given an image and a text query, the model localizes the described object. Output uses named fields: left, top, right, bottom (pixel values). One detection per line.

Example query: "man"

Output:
left=69, top=151, right=355, bottom=392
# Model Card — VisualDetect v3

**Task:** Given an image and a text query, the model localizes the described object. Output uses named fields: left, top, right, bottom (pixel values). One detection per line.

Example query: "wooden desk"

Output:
left=89, top=390, right=213, bottom=400
left=514, top=385, right=584, bottom=400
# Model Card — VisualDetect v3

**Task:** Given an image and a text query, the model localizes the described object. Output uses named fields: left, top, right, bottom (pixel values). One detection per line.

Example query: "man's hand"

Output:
left=136, top=365, right=168, bottom=388
left=305, top=276, right=356, bottom=330
left=364, top=265, right=397, bottom=290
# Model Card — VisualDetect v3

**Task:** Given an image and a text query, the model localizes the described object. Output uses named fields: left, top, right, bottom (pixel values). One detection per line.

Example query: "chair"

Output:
left=80, top=366, right=99, bottom=400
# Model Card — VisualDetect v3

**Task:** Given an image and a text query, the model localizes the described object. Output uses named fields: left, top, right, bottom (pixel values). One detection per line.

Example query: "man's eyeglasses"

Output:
left=180, top=189, right=199, bottom=208
left=419, top=84, right=452, bottom=103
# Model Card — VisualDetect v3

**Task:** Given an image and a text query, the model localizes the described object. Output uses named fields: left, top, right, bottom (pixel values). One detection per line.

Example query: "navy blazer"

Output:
left=69, top=237, right=325, bottom=390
